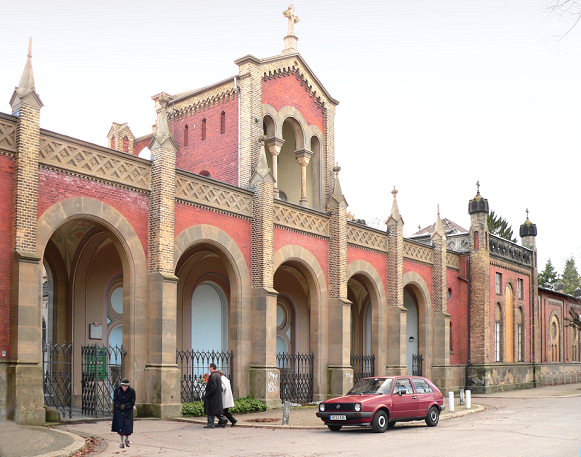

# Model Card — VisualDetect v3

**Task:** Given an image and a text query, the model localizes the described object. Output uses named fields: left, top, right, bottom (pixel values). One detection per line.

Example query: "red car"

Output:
left=316, top=376, right=445, bottom=433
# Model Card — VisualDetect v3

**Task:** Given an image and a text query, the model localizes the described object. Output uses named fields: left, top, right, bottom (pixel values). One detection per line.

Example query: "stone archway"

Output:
left=174, top=224, right=251, bottom=397
left=273, top=244, right=327, bottom=401
left=37, top=197, right=147, bottom=407
left=402, top=271, right=433, bottom=377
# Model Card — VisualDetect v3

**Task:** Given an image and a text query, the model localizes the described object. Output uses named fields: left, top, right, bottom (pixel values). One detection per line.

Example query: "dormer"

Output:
left=107, top=122, right=135, bottom=155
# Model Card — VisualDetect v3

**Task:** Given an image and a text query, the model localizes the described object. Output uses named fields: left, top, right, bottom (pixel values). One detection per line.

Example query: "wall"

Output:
left=0, top=155, right=13, bottom=359
left=448, top=256, right=469, bottom=365
left=171, top=97, right=238, bottom=185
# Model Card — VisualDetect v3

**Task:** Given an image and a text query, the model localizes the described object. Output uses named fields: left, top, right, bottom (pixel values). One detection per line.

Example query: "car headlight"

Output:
left=319, top=403, right=325, bottom=412
left=354, top=403, right=361, bottom=412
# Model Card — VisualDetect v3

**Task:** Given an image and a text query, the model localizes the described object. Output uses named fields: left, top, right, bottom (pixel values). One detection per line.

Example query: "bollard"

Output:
left=459, top=389, right=465, bottom=405
left=466, top=390, right=471, bottom=409
left=448, top=391, right=455, bottom=412
left=282, top=401, right=290, bottom=425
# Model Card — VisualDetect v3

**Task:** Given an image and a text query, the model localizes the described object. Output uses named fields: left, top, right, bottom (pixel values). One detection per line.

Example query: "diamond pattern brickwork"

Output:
left=39, top=133, right=150, bottom=191
left=176, top=172, right=253, bottom=217
left=347, top=223, right=387, bottom=252
left=273, top=201, right=329, bottom=237
left=403, top=240, right=435, bottom=264
left=0, top=117, right=17, bottom=154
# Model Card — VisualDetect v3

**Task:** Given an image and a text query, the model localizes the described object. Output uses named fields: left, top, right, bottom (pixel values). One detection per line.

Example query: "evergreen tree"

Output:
left=487, top=211, right=517, bottom=243
left=538, top=258, right=559, bottom=289
left=561, top=257, right=581, bottom=295
left=565, top=308, right=581, bottom=330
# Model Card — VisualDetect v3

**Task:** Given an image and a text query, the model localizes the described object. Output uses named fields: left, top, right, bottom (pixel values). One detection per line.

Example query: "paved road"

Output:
left=59, top=394, right=581, bottom=457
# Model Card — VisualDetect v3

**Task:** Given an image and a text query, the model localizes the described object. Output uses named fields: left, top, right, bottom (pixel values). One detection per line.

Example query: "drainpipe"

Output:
left=234, top=76, right=241, bottom=187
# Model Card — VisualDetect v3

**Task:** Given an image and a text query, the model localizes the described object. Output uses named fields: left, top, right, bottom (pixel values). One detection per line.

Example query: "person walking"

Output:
left=111, top=378, right=135, bottom=448
left=219, top=370, right=237, bottom=427
left=204, top=363, right=228, bottom=428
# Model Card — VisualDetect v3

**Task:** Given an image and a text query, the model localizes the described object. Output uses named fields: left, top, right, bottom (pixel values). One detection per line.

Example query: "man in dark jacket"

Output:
left=204, top=363, right=228, bottom=428
left=111, top=378, right=135, bottom=448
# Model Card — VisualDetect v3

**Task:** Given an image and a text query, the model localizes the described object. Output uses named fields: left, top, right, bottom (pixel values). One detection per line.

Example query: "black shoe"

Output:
left=203, top=424, right=215, bottom=428
left=231, top=420, right=237, bottom=427
left=218, top=421, right=227, bottom=428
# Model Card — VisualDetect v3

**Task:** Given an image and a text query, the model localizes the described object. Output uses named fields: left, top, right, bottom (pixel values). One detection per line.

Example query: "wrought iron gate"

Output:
left=276, top=353, right=313, bottom=404
left=43, top=342, right=73, bottom=419
left=176, top=349, right=234, bottom=403
left=81, top=345, right=125, bottom=417
left=351, top=354, right=375, bottom=384
left=412, top=353, right=423, bottom=376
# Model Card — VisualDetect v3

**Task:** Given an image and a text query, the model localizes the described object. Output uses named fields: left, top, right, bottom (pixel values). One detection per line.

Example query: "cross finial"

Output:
left=283, top=4, right=299, bottom=37
left=333, top=162, right=341, bottom=177
left=476, top=180, right=480, bottom=194
left=437, top=204, right=440, bottom=217
left=526, top=208, right=529, bottom=219
left=392, top=186, right=398, bottom=198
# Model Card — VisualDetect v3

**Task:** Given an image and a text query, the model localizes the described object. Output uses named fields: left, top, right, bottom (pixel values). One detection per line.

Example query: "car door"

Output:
left=411, top=378, right=434, bottom=417
left=391, top=378, right=417, bottom=419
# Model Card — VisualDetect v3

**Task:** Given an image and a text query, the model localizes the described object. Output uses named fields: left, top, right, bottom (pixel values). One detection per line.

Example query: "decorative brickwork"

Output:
left=386, top=189, right=404, bottom=307
left=328, top=168, right=347, bottom=299
left=403, top=239, right=435, bottom=265
left=273, top=201, right=329, bottom=237
left=39, top=132, right=151, bottom=192
left=347, top=223, right=387, bottom=252
left=431, top=214, right=447, bottom=313
left=175, top=172, right=253, bottom=217
left=0, top=115, right=17, bottom=154
left=446, top=251, right=460, bottom=270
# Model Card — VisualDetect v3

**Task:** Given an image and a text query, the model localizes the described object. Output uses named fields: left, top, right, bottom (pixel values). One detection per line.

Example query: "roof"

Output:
left=410, top=218, right=468, bottom=238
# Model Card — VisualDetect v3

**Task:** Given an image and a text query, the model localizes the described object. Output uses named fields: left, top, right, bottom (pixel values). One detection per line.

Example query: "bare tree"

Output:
left=552, top=0, right=581, bottom=36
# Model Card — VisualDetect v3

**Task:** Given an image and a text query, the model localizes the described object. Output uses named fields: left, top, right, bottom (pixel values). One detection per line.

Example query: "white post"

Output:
left=466, top=390, right=472, bottom=409
left=448, top=391, right=454, bottom=412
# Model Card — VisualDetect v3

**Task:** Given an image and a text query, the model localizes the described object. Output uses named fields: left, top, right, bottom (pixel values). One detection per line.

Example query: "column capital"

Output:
left=295, top=148, right=313, bottom=166
left=265, top=137, right=285, bottom=155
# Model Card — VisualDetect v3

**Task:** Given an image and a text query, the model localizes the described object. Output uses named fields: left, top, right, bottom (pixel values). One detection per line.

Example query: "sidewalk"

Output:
left=1, top=382, right=579, bottom=457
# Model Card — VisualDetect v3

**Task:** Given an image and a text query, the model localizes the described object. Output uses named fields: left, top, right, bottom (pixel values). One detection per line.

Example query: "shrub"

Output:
left=182, top=396, right=266, bottom=416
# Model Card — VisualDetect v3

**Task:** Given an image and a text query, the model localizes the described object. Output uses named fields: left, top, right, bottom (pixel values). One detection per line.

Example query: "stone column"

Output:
left=386, top=188, right=407, bottom=375
left=141, top=94, right=181, bottom=418
left=295, top=149, right=313, bottom=207
left=249, top=141, right=280, bottom=408
left=520, top=215, right=539, bottom=364
left=327, top=166, right=353, bottom=397
left=7, top=42, right=45, bottom=425
left=265, top=137, right=284, bottom=198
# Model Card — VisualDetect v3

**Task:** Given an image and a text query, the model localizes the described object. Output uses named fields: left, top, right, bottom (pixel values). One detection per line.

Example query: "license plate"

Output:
left=329, top=415, right=346, bottom=420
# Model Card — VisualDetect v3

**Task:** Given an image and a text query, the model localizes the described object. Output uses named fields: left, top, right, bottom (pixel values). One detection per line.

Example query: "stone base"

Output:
left=249, top=366, right=281, bottom=409
left=141, top=364, right=182, bottom=418
left=431, top=365, right=466, bottom=394
left=466, top=363, right=535, bottom=394
left=327, top=366, right=354, bottom=398
left=6, top=362, right=45, bottom=424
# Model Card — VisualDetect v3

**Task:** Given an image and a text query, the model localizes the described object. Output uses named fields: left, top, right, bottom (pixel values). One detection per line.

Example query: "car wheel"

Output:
left=327, top=424, right=342, bottom=432
left=387, top=420, right=396, bottom=429
left=425, top=406, right=440, bottom=427
left=371, top=410, right=388, bottom=433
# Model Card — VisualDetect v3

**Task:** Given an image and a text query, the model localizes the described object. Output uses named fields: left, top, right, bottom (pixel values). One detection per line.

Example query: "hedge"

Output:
left=182, top=396, right=267, bottom=416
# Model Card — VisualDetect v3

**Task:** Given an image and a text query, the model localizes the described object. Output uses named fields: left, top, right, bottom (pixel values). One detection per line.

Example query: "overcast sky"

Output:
left=1, top=0, right=580, bottom=275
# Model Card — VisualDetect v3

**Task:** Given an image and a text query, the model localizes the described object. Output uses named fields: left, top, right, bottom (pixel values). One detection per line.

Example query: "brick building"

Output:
left=0, top=9, right=578, bottom=425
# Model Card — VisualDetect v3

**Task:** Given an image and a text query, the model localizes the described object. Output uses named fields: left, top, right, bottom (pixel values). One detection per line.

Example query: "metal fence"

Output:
left=539, top=370, right=581, bottom=386
left=43, top=342, right=73, bottom=419
left=176, top=349, right=234, bottom=403
left=412, top=353, right=423, bottom=376
left=350, top=354, right=375, bottom=384
left=81, top=344, right=125, bottom=417
left=276, top=352, right=314, bottom=404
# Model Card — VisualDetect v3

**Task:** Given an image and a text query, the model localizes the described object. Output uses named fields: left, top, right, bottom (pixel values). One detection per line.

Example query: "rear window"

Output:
left=412, top=378, right=433, bottom=394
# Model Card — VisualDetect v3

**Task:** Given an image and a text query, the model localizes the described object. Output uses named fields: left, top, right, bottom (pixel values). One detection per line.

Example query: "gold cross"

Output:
left=283, top=4, right=299, bottom=36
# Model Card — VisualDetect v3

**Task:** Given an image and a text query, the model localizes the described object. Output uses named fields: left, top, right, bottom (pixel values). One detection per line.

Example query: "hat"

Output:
left=120, top=378, right=130, bottom=386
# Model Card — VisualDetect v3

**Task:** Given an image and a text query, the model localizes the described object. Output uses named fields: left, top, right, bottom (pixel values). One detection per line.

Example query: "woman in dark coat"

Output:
left=111, top=378, right=135, bottom=448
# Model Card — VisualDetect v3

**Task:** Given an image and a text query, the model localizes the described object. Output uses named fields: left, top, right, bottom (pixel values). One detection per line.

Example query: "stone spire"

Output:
left=251, top=136, right=274, bottom=184
left=282, top=4, right=299, bottom=54
left=431, top=205, right=446, bottom=242
left=387, top=187, right=403, bottom=225
left=328, top=164, right=347, bottom=208
left=10, top=38, right=43, bottom=115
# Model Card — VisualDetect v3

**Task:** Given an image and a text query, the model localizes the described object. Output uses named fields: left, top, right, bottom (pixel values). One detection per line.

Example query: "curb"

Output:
left=171, top=404, right=485, bottom=430
left=33, top=427, right=86, bottom=457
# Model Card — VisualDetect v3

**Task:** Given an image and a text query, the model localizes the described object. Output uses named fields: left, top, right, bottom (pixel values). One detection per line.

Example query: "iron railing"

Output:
left=81, top=345, right=125, bottom=417
left=42, top=342, right=73, bottom=419
left=276, top=352, right=314, bottom=404
left=412, top=353, right=423, bottom=376
left=176, top=349, right=234, bottom=403
left=351, top=354, right=375, bottom=384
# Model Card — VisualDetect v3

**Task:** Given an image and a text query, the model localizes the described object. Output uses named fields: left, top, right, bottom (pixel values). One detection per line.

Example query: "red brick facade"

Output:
left=0, top=155, right=13, bottom=359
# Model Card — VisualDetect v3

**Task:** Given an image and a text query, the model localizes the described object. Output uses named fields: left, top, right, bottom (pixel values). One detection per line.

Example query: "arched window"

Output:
left=191, top=282, right=227, bottom=352
left=517, top=307, right=524, bottom=362
left=494, top=304, right=502, bottom=362
left=550, top=316, right=560, bottom=362
left=111, top=136, right=116, bottom=150
left=122, top=136, right=129, bottom=153
left=220, top=111, right=226, bottom=134
left=201, top=118, right=207, bottom=140
left=449, top=321, right=453, bottom=353
left=474, top=231, right=479, bottom=250
left=184, top=124, right=189, bottom=146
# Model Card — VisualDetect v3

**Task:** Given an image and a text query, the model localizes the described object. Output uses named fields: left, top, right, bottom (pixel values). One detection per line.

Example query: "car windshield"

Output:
left=348, top=378, right=393, bottom=395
